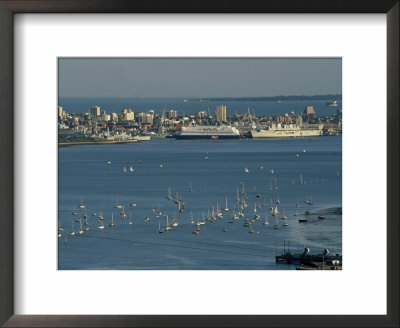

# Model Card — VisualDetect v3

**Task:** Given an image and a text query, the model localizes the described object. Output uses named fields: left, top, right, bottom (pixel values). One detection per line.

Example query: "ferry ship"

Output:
left=176, top=125, right=240, bottom=139
left=251, top=123, right=323, bottom=138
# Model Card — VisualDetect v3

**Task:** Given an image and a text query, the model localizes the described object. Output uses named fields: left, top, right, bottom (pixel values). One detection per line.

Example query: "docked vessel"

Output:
left=251, top=123, right=323, bottom=138
left=133, top=135, right=151, bottom=141
left=176, top=125, right=240, bottom=139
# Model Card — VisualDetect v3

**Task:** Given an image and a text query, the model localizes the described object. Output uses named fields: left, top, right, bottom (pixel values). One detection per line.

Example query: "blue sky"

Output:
left=59, top=58, right=341, bottom=98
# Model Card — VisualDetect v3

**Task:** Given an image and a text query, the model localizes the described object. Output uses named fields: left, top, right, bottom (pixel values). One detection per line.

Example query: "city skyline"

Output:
left=59, top=58, right=342, bottom=98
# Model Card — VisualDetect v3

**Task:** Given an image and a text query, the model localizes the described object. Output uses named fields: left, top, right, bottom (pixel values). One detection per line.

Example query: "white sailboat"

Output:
left=158, top=221, right=163, bottom=234
left=78, top=219, right=84, bottom=234
left=114, top=198, right=122, bottom=209
left=274, top=216, right=280, bottom=230
left=248, top=222, right=255, bottom=233
left=165, top=214, right=172, bottom=231
left=272, top=206, right=279, bottom=217
left=282, top=208, right=288, bottom=220
left=72, top=206, right=77, bottom=215
left=121, top=206, right=126, bottom=219
left=123, top=166, right=127, bottom=173
left=78, top=197, right=85, bottom=209
left=224, top=196, right=229, bottom=211
left=128, top=212, right=133, bottom=225
left=167, top=187, right=172, bottom=200
left=262, top=211, right=270, bottom=225
left=70, top=221, right=75, bottom=236
left=109, top=213, right=115, bottom=227
left=129, top=165, right=134, bottom=172
left=276, top=192, right=280, bottom=204
left=98, top=219, right=105, bottom=230
left=244, top=167, right=249, bottom=173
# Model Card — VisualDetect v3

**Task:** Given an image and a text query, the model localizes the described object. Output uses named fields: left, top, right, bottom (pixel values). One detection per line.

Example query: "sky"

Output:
left=58, top=58, right=341, bottom=98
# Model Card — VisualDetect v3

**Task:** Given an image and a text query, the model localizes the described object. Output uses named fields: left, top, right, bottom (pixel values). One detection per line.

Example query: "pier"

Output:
left=275, top=246, right=342, bottom=270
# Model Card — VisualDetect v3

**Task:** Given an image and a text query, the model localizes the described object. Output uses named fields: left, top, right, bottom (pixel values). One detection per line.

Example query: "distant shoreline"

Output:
left=58, top=140, right=138, bottom=147
left=59, top=94, right=342, bottom=102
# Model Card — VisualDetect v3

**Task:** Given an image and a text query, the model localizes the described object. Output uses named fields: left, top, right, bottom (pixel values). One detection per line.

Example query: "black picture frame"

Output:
left=0, top=1, right=398, bottom=327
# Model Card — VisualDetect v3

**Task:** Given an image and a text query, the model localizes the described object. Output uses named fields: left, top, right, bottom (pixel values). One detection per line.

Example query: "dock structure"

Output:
left=275, top=247, right=342, bottom=270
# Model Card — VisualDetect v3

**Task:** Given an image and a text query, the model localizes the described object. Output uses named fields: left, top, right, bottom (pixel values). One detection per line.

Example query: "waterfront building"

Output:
left=91, top=106, right=101, bottom=117
left=121, top=109, right=134, bottom=121
left=58, top=106, right=64, bottom=119
left=216, top=105, right=227, bottom=122
left=168, top=110, right=177, bottom=119
left=99, top=111, right=111, bottom=122
left=304, top=105, right=315, bottom=117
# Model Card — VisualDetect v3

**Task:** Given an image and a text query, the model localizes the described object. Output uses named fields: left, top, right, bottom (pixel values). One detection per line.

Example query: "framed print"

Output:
left=0, top=1, right=398, bottom=327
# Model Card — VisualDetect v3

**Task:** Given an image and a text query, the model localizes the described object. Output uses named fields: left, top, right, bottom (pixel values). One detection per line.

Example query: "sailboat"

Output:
left=190, top=211, right=194, bottom=224
left=114, top=198, right=122, bottom=209
left=248, top=222, right=255, bottom=233
left=84, top=214, right=89, bottom=226
left=272, top=206, right=279, bottom=217
left=129, top=165, right=134, bottom=172
left=165, top=214, right=172, bottom=231
left=84, top=217, right=90, bottom=231
left=128, top=212, right=133, bottom=225
left=224, top=196, right=229, bottom=211
left=166, top=187, right=172, bottom=200
left=282, top=208, right=288, bottom=220
left=70, top=220, right=75, bottom=236
left=72, top=206, right=77, bottom=215
left=123, top=166, right=127, bottom=173
left=83, top=208, right=88, bottom=219
left=98, top=219, right=105, bottom=230
left=276, top=192, right=280, bottom=204
left=58, top=220, right=63, bottom=237
left=270, top=168, right=274, bottom=174
left=78, top=197, right=85, bottom=209
left=109, top=213, right=115, bottom=227
left=157, top=204, right=162, bottom=217
left=274, top=177, right=278, bottom=190
left=78, top=219, right=84, bottom=234
left=172, top=213, right=179, bottom=227
left=189, top=182, right=193, bottom=192
left=274, top=216, right=280, bottom=230
left=121, top=206, right=126, bottom=219
left=158, top=221, right=163, bottom=234
left=244, top=167, right=249, bottom=173
left=98, top=210, right=104, bottom=220
left=262, top=211, right=270, bottom=225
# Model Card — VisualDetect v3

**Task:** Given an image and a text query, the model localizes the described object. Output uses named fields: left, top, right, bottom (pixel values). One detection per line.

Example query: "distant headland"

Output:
left=205, top=94, right=342, bottom=102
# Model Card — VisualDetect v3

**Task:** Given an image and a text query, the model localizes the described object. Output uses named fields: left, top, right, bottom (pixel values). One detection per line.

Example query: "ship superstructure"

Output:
left=176, top=125, right=240, bottom=139
left=251, top=123, right=323, bottom=138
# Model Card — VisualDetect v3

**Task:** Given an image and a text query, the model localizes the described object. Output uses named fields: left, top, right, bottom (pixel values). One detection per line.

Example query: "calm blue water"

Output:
left=58, top=136, right=342, bottom=270
left=58, top=97, right=341, bottom=117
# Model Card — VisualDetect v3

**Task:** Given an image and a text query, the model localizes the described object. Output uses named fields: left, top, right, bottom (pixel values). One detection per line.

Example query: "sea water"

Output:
left=58, top=136, right=342, bottom=269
